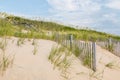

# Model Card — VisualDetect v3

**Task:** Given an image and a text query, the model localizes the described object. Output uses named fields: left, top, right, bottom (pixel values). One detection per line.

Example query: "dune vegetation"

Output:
left=0, top=13, right=120, bottom=80
left=0, top=13, right=120, bottom=41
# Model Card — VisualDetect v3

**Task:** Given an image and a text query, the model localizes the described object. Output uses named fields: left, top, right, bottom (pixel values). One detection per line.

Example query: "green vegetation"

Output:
left=105, top=62, right=114, bottom=69
left=69, top=42, right=92, bottom=68
left=33, top=45, right=37, bottom=55
left=73, top=45, right=82, bottom=57
left=17, top=38, right=25, bottom=46
left=0, top=38, right=14, bottom=75
left=32, top=39, right=38, bottom=55
left=0, top=14, right=120, bottom=41
left=0, top=19, right=15, bottom=36
left=1, top=13, right=120, bottom=72
left=0, top=38, right=7, bottom=51
left=48, top=46, right=72, bottom=80
left=105, top=61, right=120, bottom=69
left=107, top=43, right=114, bottom=52
left=83, top=55, right=91, bottom=67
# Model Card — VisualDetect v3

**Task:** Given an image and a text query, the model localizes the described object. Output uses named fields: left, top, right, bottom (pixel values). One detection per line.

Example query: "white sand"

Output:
left=0, top=37, right=120, bottom=80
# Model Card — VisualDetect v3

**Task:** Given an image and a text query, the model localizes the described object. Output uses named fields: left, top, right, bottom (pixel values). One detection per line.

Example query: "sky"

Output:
left=0, top=0, right=120, bottom=35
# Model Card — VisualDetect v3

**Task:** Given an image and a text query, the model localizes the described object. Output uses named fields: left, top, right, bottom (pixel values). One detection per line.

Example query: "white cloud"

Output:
left=47, top=0, right=101, bottom=12
left=103, top=13, right=119, bottom=23
left=47, top=0, right=79, bottom=11
left=47, top=0, right=101, bottom=26
left=106, top=0, right=120, bottom=9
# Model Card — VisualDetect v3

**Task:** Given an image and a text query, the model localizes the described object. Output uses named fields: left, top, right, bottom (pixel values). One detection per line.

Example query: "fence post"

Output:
left=69, top=34, right=73, bottom=49
left=92, top=42, right=96, bottom=71
left=108, top=38, right=112, bottom=47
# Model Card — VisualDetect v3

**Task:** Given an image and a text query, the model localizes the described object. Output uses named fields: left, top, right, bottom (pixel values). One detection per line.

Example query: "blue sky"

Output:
left=0, top=0, right=120, bottom=35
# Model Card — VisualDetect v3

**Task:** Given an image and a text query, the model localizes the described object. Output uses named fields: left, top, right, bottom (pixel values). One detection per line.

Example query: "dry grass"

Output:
left=105, top=61, right=120, bottom=69
left=0, top=38, right=14, bottom=75
left=48, top=46, right=72, bottom=80
left=32, top=39, right=38, bottom=55
left=89, top=68, right=105, bottom=80
left=17, top=38, right=25, bottom=46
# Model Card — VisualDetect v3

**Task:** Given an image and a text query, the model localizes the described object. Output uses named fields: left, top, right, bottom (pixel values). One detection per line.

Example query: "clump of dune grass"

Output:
left=32, top=39, right=36, bottom=45
left=32, top=39, right=38, bottom=55
left=0, top=54, right=15, bottom=75
left=33, top=45, right=37, bottom=55
left=0, top=38, right=7, bottom=51
left=72, top=44, right=83, bottom=57
left=17, top=38, right=25, bottom=46
left=83, top=55, right=91, bottom=67
left=48, top=46, right=72, bottom=80
left=0, top=38, right=14, bottom=75
left=72, top=42, right=91, bottom=68
left=105, top=62, right=114, bottom=69
left=107, top=43, right=114, bottom=52
left=105, top=61, right=120, bottom=69
left=81, top=47, right=92, bottom=68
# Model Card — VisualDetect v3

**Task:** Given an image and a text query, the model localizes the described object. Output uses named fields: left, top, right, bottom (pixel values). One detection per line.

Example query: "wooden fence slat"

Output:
left=54, top=33, right=97, bottom=71
left=97, top=38, right=120, bottom=58
left=92, top=42, right=96, bottom=71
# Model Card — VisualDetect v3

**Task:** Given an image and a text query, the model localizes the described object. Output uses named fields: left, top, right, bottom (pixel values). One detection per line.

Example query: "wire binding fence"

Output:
left=97, top=38, right=120, bottom=57
left=54, top=33, right=96, bottom=71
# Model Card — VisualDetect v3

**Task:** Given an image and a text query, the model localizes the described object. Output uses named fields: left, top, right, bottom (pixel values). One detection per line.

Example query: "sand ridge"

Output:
left=0, top=37, right=120, bottom=80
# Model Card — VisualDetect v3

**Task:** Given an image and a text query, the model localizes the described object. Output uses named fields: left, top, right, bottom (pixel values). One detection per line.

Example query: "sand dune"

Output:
left=0, top=37, right=120, bottom=80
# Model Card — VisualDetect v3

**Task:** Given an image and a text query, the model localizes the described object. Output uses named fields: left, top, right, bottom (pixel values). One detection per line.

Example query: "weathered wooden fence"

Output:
left=73, top=40, right=96, bottom=71
left=97, top=38, right=120, bottom=57
left=54, top=34, right=96, bottom=71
